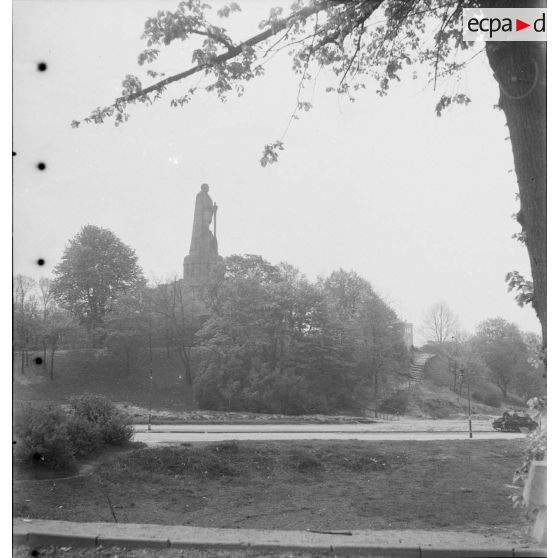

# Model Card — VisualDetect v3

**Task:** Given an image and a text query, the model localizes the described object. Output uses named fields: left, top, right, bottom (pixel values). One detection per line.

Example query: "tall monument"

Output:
left=183, top=183, right=223, bottom=288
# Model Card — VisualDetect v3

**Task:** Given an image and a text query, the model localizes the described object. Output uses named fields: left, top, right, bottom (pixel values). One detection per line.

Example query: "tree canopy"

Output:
left=52, top=225, right=145, bottom=334
left=472, top=317, right=528, bottom=398
left=194, top=256, right=409, bottom=413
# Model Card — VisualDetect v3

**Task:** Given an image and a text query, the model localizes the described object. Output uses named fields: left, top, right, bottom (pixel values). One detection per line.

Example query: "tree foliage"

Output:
left=320, top=270, right=409, bottom=409
left=472, top=317, right=527, bottom=399
left=194, top=257, right=408, bottom=414
left=74, top=0, right=478, bottom=137
left=148, top=279, right=202, bottom=388
left=105, top=287, right=151, bottom=376
left=52, top=225, right=145, bottom=335
left=13, top=275, right=39, bottom=372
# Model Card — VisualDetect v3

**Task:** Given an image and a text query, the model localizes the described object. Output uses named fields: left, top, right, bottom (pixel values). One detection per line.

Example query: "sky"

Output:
left=12, top=0, right=542, bottom=343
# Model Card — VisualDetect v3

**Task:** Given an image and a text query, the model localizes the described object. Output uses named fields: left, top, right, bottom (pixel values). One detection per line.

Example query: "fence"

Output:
left=360, top=407, right=400, bottom=421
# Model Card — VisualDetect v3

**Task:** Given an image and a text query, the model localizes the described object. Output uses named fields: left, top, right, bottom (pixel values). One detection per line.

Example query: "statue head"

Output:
left=201, top=183, right=209, bottom=193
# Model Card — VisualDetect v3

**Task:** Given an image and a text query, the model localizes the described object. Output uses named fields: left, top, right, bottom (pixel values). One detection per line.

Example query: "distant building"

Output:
left=402, top=322, right=413, bottom=349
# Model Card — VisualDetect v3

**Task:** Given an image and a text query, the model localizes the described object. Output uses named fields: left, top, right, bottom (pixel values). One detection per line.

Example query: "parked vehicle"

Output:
left=492, top=411, right=538, bottom=433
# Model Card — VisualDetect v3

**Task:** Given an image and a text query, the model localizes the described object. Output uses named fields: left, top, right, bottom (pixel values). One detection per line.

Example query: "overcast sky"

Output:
left=12, top=0, right=541, bottom=342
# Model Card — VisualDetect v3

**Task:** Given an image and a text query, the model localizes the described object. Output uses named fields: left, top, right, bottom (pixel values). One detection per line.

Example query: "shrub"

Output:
left=66, top=416, right=103, bottom=458
left=471, top=383, right=502, bottom=408
left=288, top=448, right=323, bottom=472
left=69, top=395, right=133, bottom=445
left=379, top=389, right=409, bottom=415
left=14, top=405, right=74, bottom=470
left=99, top=414, right=134, bottom=444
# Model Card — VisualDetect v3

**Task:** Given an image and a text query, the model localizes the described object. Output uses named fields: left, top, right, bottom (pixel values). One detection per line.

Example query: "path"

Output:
left=132, top=421, right=524, bottom=444
left=408, top=351, right=434, bottom=385
left=13, top=518, right=544, bottom=557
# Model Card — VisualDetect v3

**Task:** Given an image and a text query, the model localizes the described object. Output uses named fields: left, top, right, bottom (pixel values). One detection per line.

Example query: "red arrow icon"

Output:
left=516, top=18, right=530, bottom=31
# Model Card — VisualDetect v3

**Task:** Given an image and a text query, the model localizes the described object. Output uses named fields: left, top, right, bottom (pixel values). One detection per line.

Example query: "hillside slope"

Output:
left=13, top=349, right=195, bottom=411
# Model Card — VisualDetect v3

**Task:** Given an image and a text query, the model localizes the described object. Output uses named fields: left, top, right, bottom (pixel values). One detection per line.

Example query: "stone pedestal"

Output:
left=183, top=254, right=223, bottom=290
left=523, top=460, right=547, bottom=544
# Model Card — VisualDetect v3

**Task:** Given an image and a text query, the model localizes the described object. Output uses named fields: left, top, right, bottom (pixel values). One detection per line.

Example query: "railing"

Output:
left=360, top=407, right=400, bottom=421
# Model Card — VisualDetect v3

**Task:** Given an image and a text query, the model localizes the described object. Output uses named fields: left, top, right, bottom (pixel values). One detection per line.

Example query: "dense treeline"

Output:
left=14, top=225, right=544, bottom=413
left=195, top=256, right=409, bottom=413
left=13, top=227, right=410, bottom=414
left=422, top=318, right=545, bottom=406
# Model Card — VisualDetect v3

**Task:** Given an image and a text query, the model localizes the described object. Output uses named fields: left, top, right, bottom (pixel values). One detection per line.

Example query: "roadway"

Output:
left=132, top=420, right=525, bottom=444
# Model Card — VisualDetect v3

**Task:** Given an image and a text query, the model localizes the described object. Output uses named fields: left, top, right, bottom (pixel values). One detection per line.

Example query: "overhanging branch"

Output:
left=120, top=1, right=332, bottom=104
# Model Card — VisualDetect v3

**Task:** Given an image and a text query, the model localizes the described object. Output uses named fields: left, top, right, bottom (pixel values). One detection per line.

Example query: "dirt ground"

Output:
left=13, top=439, right=528, bottom=541
left=120, top=404, right=378, bottom=424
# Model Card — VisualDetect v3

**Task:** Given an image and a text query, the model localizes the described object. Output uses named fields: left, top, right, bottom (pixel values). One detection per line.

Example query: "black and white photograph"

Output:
left=10, top=1, right=549, bottom=556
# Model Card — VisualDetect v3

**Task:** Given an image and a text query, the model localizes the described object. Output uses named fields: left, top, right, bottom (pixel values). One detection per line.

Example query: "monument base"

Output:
left=183, top=254, right=223, bottom=290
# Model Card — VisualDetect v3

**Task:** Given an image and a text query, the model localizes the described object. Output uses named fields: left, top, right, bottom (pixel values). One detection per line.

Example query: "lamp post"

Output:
left=450, top=335, right=464, bottom=394
left=460, top=368, right=483, bottom=440
left=148, top=315, right=153, bottom=433
left=458, top=368, right=472, bottom=438
left=467, top=379, right=472, bottom=439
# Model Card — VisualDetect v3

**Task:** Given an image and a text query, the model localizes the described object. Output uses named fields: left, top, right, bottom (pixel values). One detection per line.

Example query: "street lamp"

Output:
left=148, top=315, right=153, bottom=433
left=457, top=368, right=472, bottom=438
left=459, top=368, right=483, bottom=440
left=466, top=377, right=472, bottom=439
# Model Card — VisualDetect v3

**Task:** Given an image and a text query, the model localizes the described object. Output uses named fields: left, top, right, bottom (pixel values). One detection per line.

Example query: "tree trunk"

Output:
left=485, top=41, right=546, bottom=353
left=50, top=348, right=56, bottom=380
left=21, top=350, right=24, bottom=375
left=148, top=325, right=154, bottom=378
left=373, top=370, right=379, bottom=418
left=501, top=383, right=508, bottom=400
left=179, top=346, right=192, bottom=387
left=43, top=344, right=47, bottom=370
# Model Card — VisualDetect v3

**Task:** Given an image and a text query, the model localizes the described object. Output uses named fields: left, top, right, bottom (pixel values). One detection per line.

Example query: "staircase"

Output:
left=407, top=351, right=434, bottom=386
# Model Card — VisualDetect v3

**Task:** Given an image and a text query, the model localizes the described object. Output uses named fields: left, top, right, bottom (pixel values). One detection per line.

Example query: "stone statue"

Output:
left=183, top=183, right=222, bottom=288
left=189, top=183, right=218, bottom=256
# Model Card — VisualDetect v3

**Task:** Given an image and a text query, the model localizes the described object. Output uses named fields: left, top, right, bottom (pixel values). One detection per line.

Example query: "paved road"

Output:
left=133, top=422, right=525, bottom=444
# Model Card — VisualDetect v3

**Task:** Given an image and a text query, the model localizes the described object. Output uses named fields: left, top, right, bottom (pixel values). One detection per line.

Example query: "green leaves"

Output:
left=75, top=0, right=482, bottom=166
left=505, top=271, right=534, bottom=308
left=217, top=2, right=241, bottom=19
left=52, top=225, right=145, bottom=331
left=260, top=141, right=284, bottom=167
left=435, top=93, right=471, bottom=117
left=121, top=74, right=143, bottom=97
left=137, top=48, right=160, bottom=66
left=194, top=258, right=406, bottom=413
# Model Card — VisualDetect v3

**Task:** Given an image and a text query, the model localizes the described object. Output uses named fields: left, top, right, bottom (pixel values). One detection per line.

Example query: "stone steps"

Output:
left=407, top=352, right=434, bottom=386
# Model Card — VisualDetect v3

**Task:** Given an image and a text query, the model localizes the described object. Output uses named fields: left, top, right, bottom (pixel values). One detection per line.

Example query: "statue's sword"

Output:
left=213, top=202, right=218, bottom=238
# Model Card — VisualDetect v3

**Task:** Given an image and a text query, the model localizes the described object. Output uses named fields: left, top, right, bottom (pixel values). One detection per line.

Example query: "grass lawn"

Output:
left=13, top=440, right=527, bottom=538
left=14, top=349, right=195, bottom=410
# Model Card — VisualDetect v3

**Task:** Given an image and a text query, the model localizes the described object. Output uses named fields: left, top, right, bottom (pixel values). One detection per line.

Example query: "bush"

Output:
left=69, top=395, right=133, bottom=445
left=288, top=448, right=323, bottom=472
left=66, top=416, right=103, bottom=458
left=471, top=383, right=502, bottom=408
left=14, top=405, right=74, bottom=470
left=14, top=397, right=133, bottom=471
left=379, top=389, right=409, bottom=415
